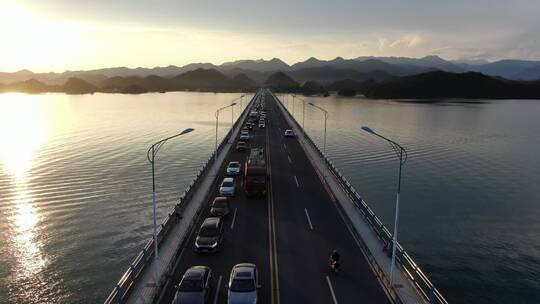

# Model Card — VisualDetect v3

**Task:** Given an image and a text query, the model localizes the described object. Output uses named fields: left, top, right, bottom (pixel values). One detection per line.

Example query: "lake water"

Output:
left=0, top=92, right=539, bottom=303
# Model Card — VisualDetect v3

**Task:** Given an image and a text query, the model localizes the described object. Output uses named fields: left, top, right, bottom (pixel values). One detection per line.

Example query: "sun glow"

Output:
left=0, top=3, right=78, bottom=72
left=0, top=94, right=48, bottom=178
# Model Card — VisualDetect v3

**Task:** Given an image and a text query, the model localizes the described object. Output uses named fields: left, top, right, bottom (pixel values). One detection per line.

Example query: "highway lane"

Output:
left=158, top=91, right=390, bottom=303
left=266, top=95, right=390, bottom=304
left=158, top=93, right=272, bottom=304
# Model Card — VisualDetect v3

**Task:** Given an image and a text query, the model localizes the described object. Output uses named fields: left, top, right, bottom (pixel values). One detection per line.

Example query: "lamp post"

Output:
left=146, top=127, right=194, bottom=286
left=215, top=100, right=239, bottom=163
left=294, top=95, right=307, bottom=137
left=308, top=102, right=329, bottom=155
left=361, top=126, right=408, bottom=285
left=292, top=94, right=296, bottom=117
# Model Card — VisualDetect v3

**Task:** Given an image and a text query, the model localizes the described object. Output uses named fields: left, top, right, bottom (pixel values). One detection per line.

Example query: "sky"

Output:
left=1, top=0, right=540, bottom=72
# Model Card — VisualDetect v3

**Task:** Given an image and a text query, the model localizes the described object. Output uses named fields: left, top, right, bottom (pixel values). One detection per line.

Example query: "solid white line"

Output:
left=213, top=275, right=222, bottom=304
left=304, top=208, right=314, bottom=230
left=230, top=208, right=238, bottom=230
left=294, top=175, right=300, bottom=188
left=288, top=155, right=292, bottom=163
left=326, top=276, right=338, bottom=304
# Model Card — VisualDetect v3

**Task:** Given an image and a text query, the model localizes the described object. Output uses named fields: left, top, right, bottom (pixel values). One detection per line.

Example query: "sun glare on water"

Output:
left=0, top=94, right=48, bottom=178
left=0, top=93, right=51, bottom=301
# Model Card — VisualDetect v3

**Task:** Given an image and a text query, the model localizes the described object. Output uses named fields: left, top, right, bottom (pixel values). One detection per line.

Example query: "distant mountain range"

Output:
left=2, top=55, right=540, bottom=87
left=362, top=71, right=540, bottom=99
left=2, top=55, right=540, bottom=98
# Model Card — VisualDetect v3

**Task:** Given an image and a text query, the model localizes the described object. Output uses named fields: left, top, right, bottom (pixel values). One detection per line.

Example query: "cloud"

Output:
left=388, top=34, right=423, bottom=49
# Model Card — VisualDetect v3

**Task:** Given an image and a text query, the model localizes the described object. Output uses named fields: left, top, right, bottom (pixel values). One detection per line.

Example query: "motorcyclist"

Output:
left=330, top=250, right=340, bottom=272
left=330, top=250, right=340, bottom=263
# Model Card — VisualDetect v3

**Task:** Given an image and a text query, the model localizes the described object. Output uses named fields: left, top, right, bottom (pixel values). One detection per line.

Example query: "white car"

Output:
left=227, top=263, right=260, bottom=304
left=219, top=177, right=235, bottom=197
left=226, top=161, right=241, bottom=175
left=258, top=122, right=265, bottom=128
left=239, top=131, right=249, bottom=141
left=284, top=129, right=294, bottom=137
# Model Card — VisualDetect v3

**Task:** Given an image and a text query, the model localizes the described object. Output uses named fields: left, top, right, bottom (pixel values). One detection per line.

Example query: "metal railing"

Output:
left=104, top=92, right=258, bottom=304
left=273, top=93, right=448, bottom=304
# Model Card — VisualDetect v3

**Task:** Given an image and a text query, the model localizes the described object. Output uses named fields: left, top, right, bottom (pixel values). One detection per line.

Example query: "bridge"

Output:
left=105, top=89, right=448, bottom=304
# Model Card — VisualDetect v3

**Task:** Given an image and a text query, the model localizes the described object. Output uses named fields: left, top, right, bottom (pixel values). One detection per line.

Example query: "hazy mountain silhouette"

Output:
left=460, top=60, right=540, bottom=79
left=3, top=56, right=540, bottom=87
left=63, top=77, right=98, bottom=94
left=301, top=80, right=328, bottom=96
left=355, top=55, right=464, bottom=73
left=290, top=57, right=431, bottom=75
left=221, top=58, right=289, bottom=72
left=0, top=79, right=53, bottom=93
left=287, top=66, right=391, bottom=84
left=326, top=79, right=375, bottom=92
left=264, top=71, right=300, bottom=92
left=364, top=71, right=540, bottom=99
left=512, top=65, right=540, bottom=80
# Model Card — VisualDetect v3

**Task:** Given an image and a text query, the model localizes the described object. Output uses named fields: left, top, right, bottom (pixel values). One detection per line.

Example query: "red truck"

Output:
left=244, top=148, right=267, bottom=197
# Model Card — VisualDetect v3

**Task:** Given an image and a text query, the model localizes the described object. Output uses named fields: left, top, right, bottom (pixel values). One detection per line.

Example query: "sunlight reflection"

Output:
left=0, top=93, right=47, bottom=178
left=9, top=183, right=48, bottom=280
left=0, top=93, right=51, bottom=300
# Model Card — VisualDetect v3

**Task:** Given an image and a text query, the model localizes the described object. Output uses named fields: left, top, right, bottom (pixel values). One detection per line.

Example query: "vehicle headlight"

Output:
left=210, top=241, right=218, bottom=248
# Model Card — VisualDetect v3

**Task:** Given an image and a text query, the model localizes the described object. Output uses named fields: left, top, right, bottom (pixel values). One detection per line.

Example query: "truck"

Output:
left=244, top=147, right=267, bottom=197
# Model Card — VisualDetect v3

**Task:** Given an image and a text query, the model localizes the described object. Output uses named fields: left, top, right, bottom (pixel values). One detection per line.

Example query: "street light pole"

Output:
left=361, top=126, right=408, bottom=286
left=309, top=102, right=329, bottom=155
left=294, top=95, right=307, bottom=138
left=146, top=127, right=194, bottom=286
left=215, top=96, right=242, bottom=164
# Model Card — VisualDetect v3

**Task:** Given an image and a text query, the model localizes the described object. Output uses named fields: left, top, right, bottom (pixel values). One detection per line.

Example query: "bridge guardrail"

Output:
left=274, top=93, right=448, bottom=304
left=104, top=93, right=257, bottom=304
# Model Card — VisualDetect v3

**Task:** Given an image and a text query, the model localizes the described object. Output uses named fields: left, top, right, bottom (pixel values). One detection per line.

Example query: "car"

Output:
left=227, top=263, right=260, bottom=304
left=219, top=177, right=236, bottom=197
left=195, top=217, right=224, bottom=253
left=172, top=266, right=212, bottom=304
left=241, top=127, right=249, bottom=133
left=258, top=122, right=265, bottom=128
left=239, top=131, right=249, bottom=141
left=227, top=161, right=241, bottom=175
left=236, top=141, right=247, bottom=151
left=284, top=129, right=294, bottom=137
left=210, top=197, right=230, bottom=217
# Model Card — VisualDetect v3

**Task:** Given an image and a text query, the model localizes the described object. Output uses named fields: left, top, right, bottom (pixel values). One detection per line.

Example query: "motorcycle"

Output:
left=330, top=258, right=340, bottom=274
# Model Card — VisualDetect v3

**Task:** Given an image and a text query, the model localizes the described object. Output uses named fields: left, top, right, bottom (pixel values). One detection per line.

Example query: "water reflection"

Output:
left=10, top=183, right=47, bottom=281
left=0, top=93, right=46, bottom=178
left=0, top=93, right=48, bottom=301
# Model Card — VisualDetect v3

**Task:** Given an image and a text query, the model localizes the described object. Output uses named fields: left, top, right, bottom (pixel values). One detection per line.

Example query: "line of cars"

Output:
left=172, top=93, right=269, bottom=304
left=172, top=263, right=260, bottom=304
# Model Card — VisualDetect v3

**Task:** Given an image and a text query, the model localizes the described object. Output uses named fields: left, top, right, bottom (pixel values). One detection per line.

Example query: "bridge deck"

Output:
left=158, top=93, right=390, bottom=303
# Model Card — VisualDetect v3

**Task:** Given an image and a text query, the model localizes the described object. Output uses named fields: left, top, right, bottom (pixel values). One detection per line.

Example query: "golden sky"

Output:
left=1, top=1, right=539, bottom=72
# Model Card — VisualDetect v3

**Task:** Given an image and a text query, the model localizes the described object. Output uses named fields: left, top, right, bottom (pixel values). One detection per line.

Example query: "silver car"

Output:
left=219, top=177, right=236, bottom=197
left=227, top=263, right=260, bottom=304
left=226, top=161, right=241, bottom=176
left=173, top=266, right=212, bottom=304
left=239, top=131, right=250, bottom=141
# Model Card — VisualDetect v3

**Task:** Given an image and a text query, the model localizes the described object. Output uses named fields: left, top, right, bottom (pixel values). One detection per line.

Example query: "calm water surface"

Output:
left=0, top=92, right=249, bottom=303
left=0, top=92, right=539, bottom=303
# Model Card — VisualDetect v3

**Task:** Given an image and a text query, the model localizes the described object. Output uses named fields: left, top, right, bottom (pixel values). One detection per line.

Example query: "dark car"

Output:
left=172, top=266, right=212, bottom=304
left=236, top=141, right=247, bottom=151
left=210, top=197, right=230, bottom=217
left=195, top=217, right=224, bottom=253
